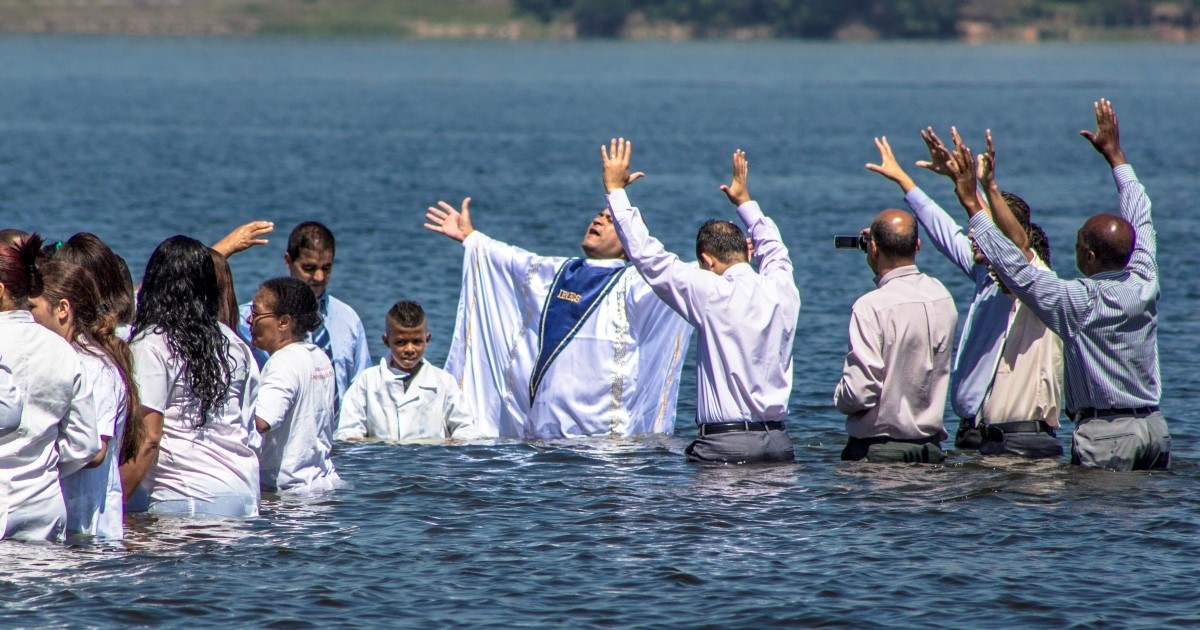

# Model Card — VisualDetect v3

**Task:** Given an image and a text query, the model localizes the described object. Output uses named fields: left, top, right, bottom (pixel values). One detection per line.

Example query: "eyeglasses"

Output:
left=246, top=311, right=278, bottom=324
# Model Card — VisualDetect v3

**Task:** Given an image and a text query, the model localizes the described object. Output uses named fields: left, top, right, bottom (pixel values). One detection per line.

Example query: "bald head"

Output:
left=1077, top=213, right=1134, bottom=274
left=870, top=209, right=918, bottom=260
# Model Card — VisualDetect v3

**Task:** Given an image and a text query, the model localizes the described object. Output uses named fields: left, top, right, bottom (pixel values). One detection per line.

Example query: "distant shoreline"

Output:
left=0, top=1, right=1196, bottom=43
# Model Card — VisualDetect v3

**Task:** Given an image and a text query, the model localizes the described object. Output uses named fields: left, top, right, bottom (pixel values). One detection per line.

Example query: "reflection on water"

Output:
left=1, top=37, right=1199, bottom=626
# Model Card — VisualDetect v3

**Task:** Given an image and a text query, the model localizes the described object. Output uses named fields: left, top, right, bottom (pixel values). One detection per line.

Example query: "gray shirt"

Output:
left=834, top=266, right=957, bottom=441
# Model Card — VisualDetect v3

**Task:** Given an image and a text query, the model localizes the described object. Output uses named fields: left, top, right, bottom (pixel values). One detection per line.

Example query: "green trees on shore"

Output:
left=515, top=0, right=1199, bottom=38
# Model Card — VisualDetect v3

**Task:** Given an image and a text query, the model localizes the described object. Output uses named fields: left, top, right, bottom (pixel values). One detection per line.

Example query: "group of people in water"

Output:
left=0, top=97, right=1168, bottom=545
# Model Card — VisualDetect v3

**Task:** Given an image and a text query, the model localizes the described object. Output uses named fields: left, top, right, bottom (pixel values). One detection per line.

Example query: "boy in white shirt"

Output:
left=335, top=301, right=481, bottom=443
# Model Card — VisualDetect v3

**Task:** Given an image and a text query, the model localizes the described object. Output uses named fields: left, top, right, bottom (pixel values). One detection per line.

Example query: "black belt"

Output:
left=1073, top=406, right=1159, bottom=420
left=987, top=420, right=1055, bottom=435
left=698, top=421, right=785, bottom=436
left=988, top=420, right=1056, bottom=434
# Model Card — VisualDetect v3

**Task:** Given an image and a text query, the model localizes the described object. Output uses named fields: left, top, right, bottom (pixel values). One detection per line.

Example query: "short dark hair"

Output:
left=695, top=220, right=748, bottom=265
left=286, top=221, right=336, bottom=260
left=387, top=300, right=427, bottom=329
left=260, top=277, right=323, bottom=338
left=870, top=215, right=918, bottom=259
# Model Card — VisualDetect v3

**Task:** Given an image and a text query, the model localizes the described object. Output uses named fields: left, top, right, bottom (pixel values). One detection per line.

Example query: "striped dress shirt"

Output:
left=969, top=164, right=1160, bottom=413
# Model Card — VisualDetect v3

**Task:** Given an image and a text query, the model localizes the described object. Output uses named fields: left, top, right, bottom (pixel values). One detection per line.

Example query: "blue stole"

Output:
left=529, top=258, right=627, bottom=403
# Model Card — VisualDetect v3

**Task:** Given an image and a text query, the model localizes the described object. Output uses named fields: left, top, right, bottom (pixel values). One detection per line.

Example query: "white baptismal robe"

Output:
left=335, top=358, right=481, bottom=442
left=0, top=311, right=99, bottom=542
left=61, top=347, right=127, bottom=539
left=445, top=231, right=692, bottom=439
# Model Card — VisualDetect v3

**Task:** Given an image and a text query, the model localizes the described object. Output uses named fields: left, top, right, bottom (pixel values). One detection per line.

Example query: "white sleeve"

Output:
left=334, top=372, right=370, bottom=440
left=132, top=335, right=172, bottom=414
left=57, top=355, right=101, bottom=477
left=443, top=378, right=482, bottom=440
left=253, top=356, right=299, bottom=431
left=0, top=362, right=22, bottom=438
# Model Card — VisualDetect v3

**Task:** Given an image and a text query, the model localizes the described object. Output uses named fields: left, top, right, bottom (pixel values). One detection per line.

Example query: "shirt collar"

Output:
left=581, top=257, right=627, bottom=269
left=875, top=264, right=920, bottom=288
left=0, top=310, right=34, bottom=324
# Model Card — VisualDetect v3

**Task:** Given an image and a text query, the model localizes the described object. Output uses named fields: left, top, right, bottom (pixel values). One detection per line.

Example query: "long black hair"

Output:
left=132, top=236, right=231, bottom=427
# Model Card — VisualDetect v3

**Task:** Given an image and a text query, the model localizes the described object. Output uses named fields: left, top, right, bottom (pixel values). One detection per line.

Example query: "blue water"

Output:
left=1, top=37, right=1199, bottom=627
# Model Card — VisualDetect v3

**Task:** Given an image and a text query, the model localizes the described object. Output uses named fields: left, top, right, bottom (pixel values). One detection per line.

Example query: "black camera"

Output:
left=834, top=234, right=868, bottom=252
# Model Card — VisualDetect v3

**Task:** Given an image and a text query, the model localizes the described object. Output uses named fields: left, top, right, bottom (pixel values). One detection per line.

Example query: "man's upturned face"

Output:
left=285, top=247, right=334, bottom=299
left=384, top=318, right=430, bottom=373
left=580, top=209, right=626, bottom=260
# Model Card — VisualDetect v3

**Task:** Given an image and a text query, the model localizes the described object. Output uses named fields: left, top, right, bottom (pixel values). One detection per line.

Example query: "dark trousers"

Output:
left=954, top=417, right=983, bottom=450
left=978, top=421, right=1063, bottom=458
left=842, top=435, right=945, bottom=464
left=686, top=428, right=795, bottom=464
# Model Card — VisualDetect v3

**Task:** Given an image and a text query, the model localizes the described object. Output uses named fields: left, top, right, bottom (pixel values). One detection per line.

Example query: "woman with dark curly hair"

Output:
left=247, top=277, right=340, bottom=494
left=125, top=235, right=260, bottom=518
left=31, top=260, right=139, bottom=540
left=0, top=234, right=100, bottom=542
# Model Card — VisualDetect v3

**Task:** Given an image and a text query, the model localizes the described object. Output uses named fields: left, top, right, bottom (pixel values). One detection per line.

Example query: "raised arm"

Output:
left=868, top=135, right=976, bottom=277
left=603, top=138, right=712, bottom=326
left=1081, top=98, right=1155, bottom=279
left=212, top=221, right=274, bottom=259
left=720, top=149, right=793, bottom=281
left=976, top=129, right=1031, bottom=257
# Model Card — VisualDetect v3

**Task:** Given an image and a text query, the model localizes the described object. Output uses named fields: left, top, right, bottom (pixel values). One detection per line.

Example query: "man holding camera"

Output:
left=865, top=133, right=1064, bottom=458
left=833, top=210, right=957, bottom=463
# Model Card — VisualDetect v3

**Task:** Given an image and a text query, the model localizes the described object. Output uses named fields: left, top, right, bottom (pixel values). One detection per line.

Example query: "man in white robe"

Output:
left=424, top=196, right=692, bottom=439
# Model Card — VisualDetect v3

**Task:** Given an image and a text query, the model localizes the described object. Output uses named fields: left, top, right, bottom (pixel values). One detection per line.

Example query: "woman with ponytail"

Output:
left=31, top=260, right=138, bottom=540
left=124, top=236, right=260, bottom=518
left=0, top=234, right=100, bottom=542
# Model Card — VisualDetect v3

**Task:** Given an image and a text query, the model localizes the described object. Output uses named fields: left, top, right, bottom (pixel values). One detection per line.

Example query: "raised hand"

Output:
left=424, top=197, right=475, bottom=243
left=719, top=149, right=751, bottom=206
left=1080, top=98, right=1127, bottom=167
left=977, top=129, right=997, bottom=189
left=212, top=220, right=274, bottom=258
left=601, top=137, right=645, bottom=194
left=915, top=127, right=954, bottom=179
left=865, top=136, right=915, bottom=192
left=945, top=138, right=983, bottom=217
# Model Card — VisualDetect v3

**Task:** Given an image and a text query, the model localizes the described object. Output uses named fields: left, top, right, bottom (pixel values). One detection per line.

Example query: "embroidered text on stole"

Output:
left=529, top=259, right=627, bottom=403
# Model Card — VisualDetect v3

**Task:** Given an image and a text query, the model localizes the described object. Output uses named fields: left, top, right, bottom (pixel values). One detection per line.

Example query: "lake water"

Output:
left=1, top=37, right=1199, bottom=627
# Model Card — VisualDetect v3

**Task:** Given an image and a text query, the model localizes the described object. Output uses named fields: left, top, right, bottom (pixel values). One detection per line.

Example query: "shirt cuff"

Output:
left=967, top=210, right=996, bottom=235
left=606, top=188, right=632, bottom=216
left=462, top=231, right=483, bottom=248
left=735, top=200, right=764, bottom=227
left=1113, top=163, right=1137, bottom=188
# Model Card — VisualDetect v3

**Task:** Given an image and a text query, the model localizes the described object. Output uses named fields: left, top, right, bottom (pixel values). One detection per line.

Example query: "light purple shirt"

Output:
left=606, top=189, right=800, bottom=424
left=834, top=266, right=957, bottom=441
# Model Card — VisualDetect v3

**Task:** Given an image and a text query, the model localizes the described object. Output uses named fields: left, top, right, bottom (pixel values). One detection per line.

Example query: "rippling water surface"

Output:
left=1, top=37, right=1198, bottom=627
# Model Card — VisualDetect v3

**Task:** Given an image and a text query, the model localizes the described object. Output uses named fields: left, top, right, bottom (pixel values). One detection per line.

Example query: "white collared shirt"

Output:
left=834, top=265, right=957, bottom=441
left=607, top=190, right=800, bottom=425
left=335, top=358, right=481, bottom=442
